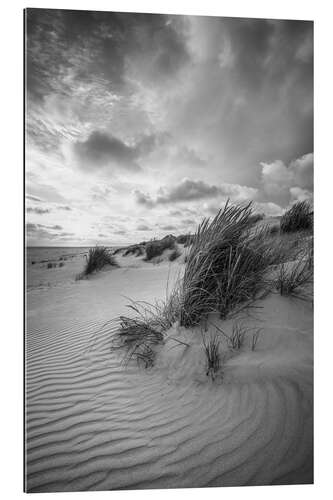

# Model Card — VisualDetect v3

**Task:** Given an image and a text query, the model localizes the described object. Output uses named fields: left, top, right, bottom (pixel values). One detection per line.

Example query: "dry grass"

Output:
left=83, top=246, right=118, bottom=276
left=251, top=329, right=261, bottom=351
left=145, top=236, right=175, bottom=261
left=280, top=201, right=313, bottom=233
left=202, top=333, right=221, bottom=380
left=228, top=322, right=247, bottom=350
left=169, top=248, right=181, bottom=262
left=275, top=257, right=313, bottom=296
left=180, top=201, right=276, bottom=327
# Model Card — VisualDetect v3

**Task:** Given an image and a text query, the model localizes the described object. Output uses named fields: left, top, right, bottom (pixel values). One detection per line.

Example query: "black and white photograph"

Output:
left=24, top=7, right=313, bottom=493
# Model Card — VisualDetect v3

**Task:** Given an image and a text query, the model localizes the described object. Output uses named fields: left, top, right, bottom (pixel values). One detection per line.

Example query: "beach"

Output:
left=25, top=240, right=313, bottom=492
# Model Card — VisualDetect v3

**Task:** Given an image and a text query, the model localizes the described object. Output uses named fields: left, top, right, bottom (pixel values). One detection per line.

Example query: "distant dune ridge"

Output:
left=25, top=201, right=313, bottom=491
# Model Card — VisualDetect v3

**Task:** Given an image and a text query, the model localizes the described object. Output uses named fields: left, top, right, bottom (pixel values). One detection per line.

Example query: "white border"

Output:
left=1, top=1, right=332, bottom=499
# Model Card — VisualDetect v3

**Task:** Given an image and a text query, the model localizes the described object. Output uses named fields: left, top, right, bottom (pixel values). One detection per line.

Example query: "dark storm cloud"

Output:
left=73, top=131, right=165, bottom=171
left=135, top=179, right=221, bottom=206
left=157, top=179, right=220, bottom=203
left=26, top=9, right=189, bottom=99
left=74, top=131, right=141, bottom=171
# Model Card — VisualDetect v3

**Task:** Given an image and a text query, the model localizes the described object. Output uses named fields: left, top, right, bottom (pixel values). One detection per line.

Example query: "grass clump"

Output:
left=123, top=244, right=145, bottom=257
left=251, top=329, right=261, bottom=351
left=180, top=201, right=274, bottom=327
left=176, top=234, right=194, bottom=246
left=83, top=246, right=117, bottom=276
left=280, top=201, right=313, bottom=233
left=228, top=322, right=247, bottom=350
left=111, top=297, right=180, bottom=367
left=145, top=236, right=175, bottom=261
left=275, top=257, right=313, bottom=296
left=115, top=316, right=163, bottom=368
left=169, top=248, right=181, bottom=262
left=202, top=333, right=221, bottom=380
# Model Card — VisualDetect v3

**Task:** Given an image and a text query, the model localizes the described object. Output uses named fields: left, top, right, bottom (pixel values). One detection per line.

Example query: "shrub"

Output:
left=202, top=333, right=221, bottom=380
left=59, top=262, right=64, bottom=267
left=179, top=201, right=274, bottom=327
left=145, top=236, right=175, bottom=261
left=280, top=201, right=313, bottom=233
left=169, top=248, right=181, bottom=262
left=83, top=246, right=117, bottom=276
left=47, top=262, right=54, bottom=269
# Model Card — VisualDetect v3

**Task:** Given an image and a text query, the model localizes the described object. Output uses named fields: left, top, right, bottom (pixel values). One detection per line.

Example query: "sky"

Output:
left=25, top=9, right=313, bottom=246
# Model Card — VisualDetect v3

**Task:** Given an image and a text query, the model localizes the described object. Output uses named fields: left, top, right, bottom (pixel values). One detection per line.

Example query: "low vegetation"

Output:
left=145, top=235, right=176, bottom=261
left=114, top=316, right=163, bottom=368
left=111, top=298, right=178, bottom=367
left=179, top=201, right=278, bottom=327
left=123, top=244, right=145, bottom=257
left=169, top=248, right=181, bottom=262
left=176, top=234, right=194, bottom=246
left=248, top=329, right=261, bottom=351
left=202, top=334, right=221, bottom=380
left=275, top=257, right=313, bottom=296
left=228, top=322, right=247, bottom=350
left=82, top=246, right=118, bottom=276
left=280, top=201, right=313, bottom=233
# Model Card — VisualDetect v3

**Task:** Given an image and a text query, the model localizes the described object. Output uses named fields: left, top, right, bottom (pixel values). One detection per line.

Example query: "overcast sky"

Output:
left=25, top=9, right=313, bottom=246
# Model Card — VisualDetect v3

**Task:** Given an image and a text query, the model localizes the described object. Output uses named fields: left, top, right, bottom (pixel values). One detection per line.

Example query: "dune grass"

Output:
left=202, top=333, right=221, bottom=380
left=123, top=244, right=145, bottom=257
left=275, top=257, right=313, bottom=296
left=251, top=329, right=261, bottom=351
left=228, top=322, right=247, bottom=350
left=169, top=248, right=181, bottom=262
left=280, top=201, right=313, bottom=233
left=114, top=315, right=163, bottom=368
left=145, top=236, right=175, bottom=261
left=176, top=234, right=194, bottom=246
left=83, top=246, right=118, bottom=276
left=179, top=201, right=277, bottom=327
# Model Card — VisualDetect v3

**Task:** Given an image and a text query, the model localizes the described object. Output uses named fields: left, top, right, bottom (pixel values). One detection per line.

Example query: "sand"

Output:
left=25, top=249, right=313, bottom=492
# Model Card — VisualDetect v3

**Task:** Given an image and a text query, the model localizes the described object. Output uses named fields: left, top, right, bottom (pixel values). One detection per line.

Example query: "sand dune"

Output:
left=25, top=258, right=313, bottom=492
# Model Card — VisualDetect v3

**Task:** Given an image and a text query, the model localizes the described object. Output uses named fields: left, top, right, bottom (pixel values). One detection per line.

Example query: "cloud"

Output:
left=135, top=178, right=257, bottom=206
left=26, top=194, right=43, bottom=202
left=261, top=152, right=313, bottom=206
left=134, top=190, right=154, bottom=207
left=137, top=224, right=151, bottom=231
left=26, top=207, right=51, bottom=214
left=26, top=222, right=69, bottom=241
left=160, top=224, right=178, bottom=231
left=73, top=131, right=141, bottom=172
